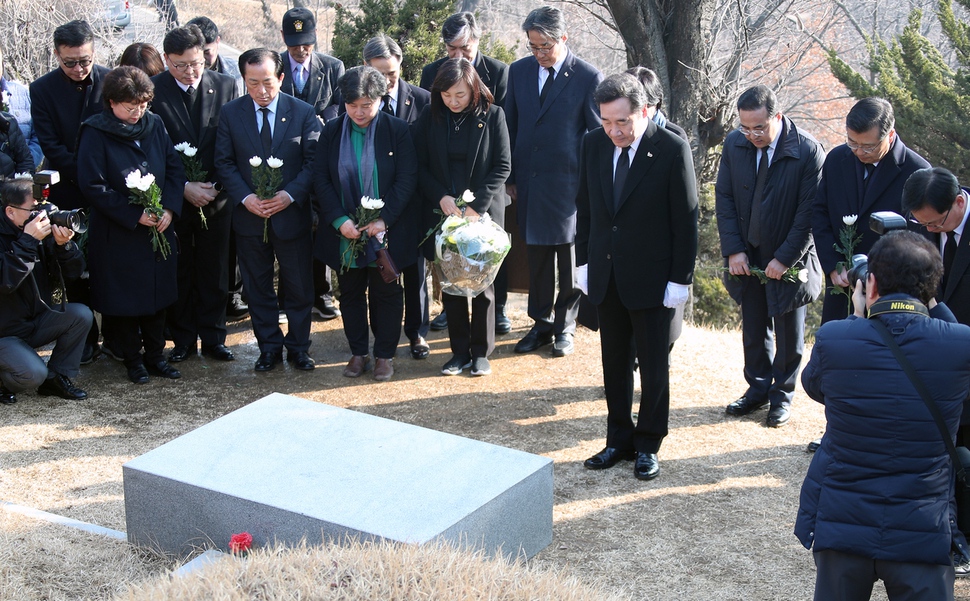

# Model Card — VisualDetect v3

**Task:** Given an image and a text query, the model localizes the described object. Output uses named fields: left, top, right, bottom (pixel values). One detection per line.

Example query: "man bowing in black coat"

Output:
left=716, top=85, right=824, bottom=428
left=152, top=25, right=238, bottom=364
left=576, top=73, right=698, bottom=481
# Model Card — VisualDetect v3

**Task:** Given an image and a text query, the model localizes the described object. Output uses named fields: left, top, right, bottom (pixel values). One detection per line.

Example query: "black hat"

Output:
left=282, top=8, right=316, bottom=47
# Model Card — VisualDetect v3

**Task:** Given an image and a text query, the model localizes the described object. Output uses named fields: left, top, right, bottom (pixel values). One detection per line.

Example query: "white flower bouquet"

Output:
left=174, top=142, right=208, bottom=229
left=250, top=155, right=283, bottom=242
left=434, top=211, right=511, bottom=297
left=340, top=196, right=385, bottom=273
left=125, top=170, right=171, bottom=259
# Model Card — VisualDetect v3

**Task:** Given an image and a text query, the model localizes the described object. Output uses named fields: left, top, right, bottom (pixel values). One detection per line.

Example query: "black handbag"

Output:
left=869, top=318, right=970, bottom=535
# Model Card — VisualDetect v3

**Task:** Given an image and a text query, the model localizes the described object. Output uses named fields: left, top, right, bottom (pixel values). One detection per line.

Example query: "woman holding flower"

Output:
left=313, top=66, right=417, bottom=381
left=77, top=66, right=184, bottom=384
left=414, top=58, right=511, bottom=377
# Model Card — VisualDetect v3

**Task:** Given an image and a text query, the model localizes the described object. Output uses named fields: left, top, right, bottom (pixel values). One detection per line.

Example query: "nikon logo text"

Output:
left=891, top=301, right=916, bottom=311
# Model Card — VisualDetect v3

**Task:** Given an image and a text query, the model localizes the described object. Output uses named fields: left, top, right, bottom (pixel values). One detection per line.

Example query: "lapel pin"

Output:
left=281, top=118, right=287, bottom=122
left=405, top=99, right=411, bottom=106
left=207, top=88, right=213, bottom=94
left=478, top=123, right=483, bottom=128
left=389, top=151, right=394, bottom=156
left=647, top=152, right=653, bottom=158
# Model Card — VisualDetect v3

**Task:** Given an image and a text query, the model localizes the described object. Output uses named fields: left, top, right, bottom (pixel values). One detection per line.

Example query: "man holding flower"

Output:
left=151, top=24, right=238, bottom=364
left=215, top=48, right=321, bottom=372
left=716, top=85, right=824, bottom=428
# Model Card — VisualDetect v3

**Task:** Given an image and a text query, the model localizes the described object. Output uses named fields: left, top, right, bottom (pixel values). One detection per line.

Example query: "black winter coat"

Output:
left=0, top=112, right=35, bottom=177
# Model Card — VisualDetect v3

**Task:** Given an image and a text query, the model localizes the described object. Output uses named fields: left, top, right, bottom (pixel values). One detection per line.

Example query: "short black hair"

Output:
left=737, top=84, right=777, bottom=116
left=238, top=48, right=283, bottom=78
left=186, top=16, right=219, bottom=44
left=163, top=24, right=206, bottom=56
left=522, top=6, right=565, bottom=40
left=119, top=43, right=164, bottom=77
left=338, top=66, right=386, bottom=103
left=102, top=66, right=154, bottom=107
left=868, top=230, right=943, bottom=304
left=0, top=177, right=32, bottom=208
left=430, top=58, right=492, bottom=118
left=846, top=97, right=894, bottom=138
left=593, top=73, right=647, bottom=113
left=54, top=20, right=94, bottom=49
left=626, top=66, right=662, bottom=109
left=901, top=167, right=961, bottom=216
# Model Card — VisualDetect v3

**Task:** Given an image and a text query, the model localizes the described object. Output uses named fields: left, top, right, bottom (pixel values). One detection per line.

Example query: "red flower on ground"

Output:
left=229, top=532, right=253, bottom=553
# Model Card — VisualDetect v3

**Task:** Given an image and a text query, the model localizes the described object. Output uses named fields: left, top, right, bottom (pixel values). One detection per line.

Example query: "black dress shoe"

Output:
left=287, top=350, right=315, bottom=371
left=226, top=298, right=249, bottom=321
left=725, top=395, right=769, bottom=416
left=552, top=333, right=574, bottom=357
left=584, top=447, right=637, bottom=470
left=767, top=405, right=791, bottom=428
left=634, top=452, right=661, bottom=480
left=80, top=342, right=101, bottom=365
left=430, top=312, right=448, bottom=331
left=37, top=374, right=87, bottom=400
left=147, top=360, right=181, bottom=379
left=514, top=328, right=555, bottom=354
left=168, top=344, right=196, bottom=363
left=202, top=344, right=235, bottom=361
left=495, top=305, right=512, bottom=335
left=0, top=385, right=16, bottom=405
left=255, top=351, right=283, bottom=372
left=127, top=364, right=149, bottom=385
left=807, top=438, right=822, bottom=453
left=409, top=336, right=430, bottom=360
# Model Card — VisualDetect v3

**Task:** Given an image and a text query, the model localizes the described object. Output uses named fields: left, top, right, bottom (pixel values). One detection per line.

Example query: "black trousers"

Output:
left=168, top=208, right=231, bottom=348
left=442, top=284, right=495, bottom=359
left=403, top=259, right=430, bottom=342
left=526, top=243, right=580, bottom=335
left=235, top=230, right=313, bottom=354
left=598, top=272, right=672, bottom=454
left=0, top=303, right=92, bottom=391
left=813, top=549, right=954, bottom=601
left=110, top=308, right=168, bottom=368
left=337, top=266, right=403, bottom=359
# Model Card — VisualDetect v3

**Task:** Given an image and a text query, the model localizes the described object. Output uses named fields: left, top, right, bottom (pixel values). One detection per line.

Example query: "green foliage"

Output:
left=481, top=32, right=517, bottom=65
left=828, top=2, right=970, bottom=180
left=331, top=0, right=452, bottom=83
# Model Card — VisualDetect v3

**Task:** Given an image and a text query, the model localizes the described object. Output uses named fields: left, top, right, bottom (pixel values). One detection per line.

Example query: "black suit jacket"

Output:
left=940, top=198, right=970, bottom=325
left=576, top=121, right=698, bottom=309
left=280, top=51, right=345, bottom=122
left=393, top=80, right=430, bottom=124
left=150, top=70, right=238, bottom=219
left=313, top=113, right=418, bottom=269
left=30, top=65, right=110, bottom=209
left=214, top=93, right=322, bottom=240
left=414, top=104, right=511, bottom=227
left=420, top=53, right=508, bottom=107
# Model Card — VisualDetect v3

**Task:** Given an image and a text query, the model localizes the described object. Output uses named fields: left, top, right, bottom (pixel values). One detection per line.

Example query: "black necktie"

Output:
left=382, top=95, right=394, bottom=115
left=613, top=146, right=630, bottom=211
left=863, top=163, right=875, bottom=192
left=538, top=67, right=555, bottom=106
left=184, top=86, right=201, bottom=133
left=944, top=233, right=958, bottom=283
left=748, top=148, right=769, bottom=248
left=259, top=107, right=272, bottom=158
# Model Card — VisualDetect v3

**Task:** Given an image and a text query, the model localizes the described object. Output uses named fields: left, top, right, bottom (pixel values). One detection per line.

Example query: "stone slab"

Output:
left=123, top=393, right=553, bottom=559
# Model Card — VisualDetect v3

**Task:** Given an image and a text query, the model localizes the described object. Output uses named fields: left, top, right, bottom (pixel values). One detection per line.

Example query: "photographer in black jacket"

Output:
left=0, top=177, right=90, bottom=403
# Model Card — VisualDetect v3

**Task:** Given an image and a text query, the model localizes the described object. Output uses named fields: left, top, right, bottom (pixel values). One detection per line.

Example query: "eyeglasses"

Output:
left=846, top=139, right=884, bottom=154
left=6, top=204, right=37, bottom=212
left=60, top=57, right=92, bottom=69
left=171, top=60, right=206, bottom=73
left=527, top=42, right=558, bottom=55
left=120, top=103, right=150, bottom=116
left=908, top=206, right=952, bottom=229
left=738, top=126, right=767, bottom=138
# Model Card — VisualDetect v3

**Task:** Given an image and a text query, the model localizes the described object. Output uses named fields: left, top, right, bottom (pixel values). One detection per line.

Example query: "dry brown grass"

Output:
left=1, top=303, right=968, bottom=600
left=116, top=539, right=626, bottom=601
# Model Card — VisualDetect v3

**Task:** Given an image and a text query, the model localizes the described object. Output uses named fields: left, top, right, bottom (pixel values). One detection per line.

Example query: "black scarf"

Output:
left=80, top=108, right=154, bottom=143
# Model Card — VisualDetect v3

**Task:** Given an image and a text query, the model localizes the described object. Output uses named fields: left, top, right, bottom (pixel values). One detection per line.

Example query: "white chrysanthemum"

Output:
left=125, top=170, right=144, bottom=190
left=361, top=196, right=384, bottom=210
left=12, top=172, right=31, bottom=180
left=798, top=269, right=809, bottom=283
left=460, top=189, right=475, bottom=204
left=843, top=214, right=858, bottom=226
left=137, top=173, right=156, bottom=192
left=266, top=156, right=284, bottom=169
left=182, top=145, right=198, bottom=157
left=173, top=141, right=190, bottom=153
left=249, top=156, right=262, bottom=168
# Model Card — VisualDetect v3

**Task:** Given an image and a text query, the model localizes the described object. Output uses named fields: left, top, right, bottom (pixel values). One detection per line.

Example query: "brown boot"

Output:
left=342, top=355, right=371, bottom=378
left=374, top=357, right=394, bottom=381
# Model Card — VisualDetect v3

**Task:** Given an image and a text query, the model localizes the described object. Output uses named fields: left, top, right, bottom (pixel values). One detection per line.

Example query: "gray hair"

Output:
left=522, top=6, right=565, bottom=40
left=362, top=33, right=402, bottom=63
left=442, top=12, right=481, bottom=45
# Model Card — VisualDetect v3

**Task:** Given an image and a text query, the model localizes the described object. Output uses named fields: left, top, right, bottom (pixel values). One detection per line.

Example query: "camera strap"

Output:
left=867, top=298, right=929, bottom=319
left=869, top=317, right=967, bottom=482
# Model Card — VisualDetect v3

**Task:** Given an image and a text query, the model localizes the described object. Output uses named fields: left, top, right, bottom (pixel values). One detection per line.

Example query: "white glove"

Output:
left=576, top=264, right=589, bottom=296
left=663, top=282, right=689, bottom=308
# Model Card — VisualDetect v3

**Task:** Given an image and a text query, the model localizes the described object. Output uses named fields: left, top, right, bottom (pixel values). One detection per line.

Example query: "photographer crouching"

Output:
left=795, top=230, right=970, bottom=600
left=0, top=177, right=90, bottom=403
